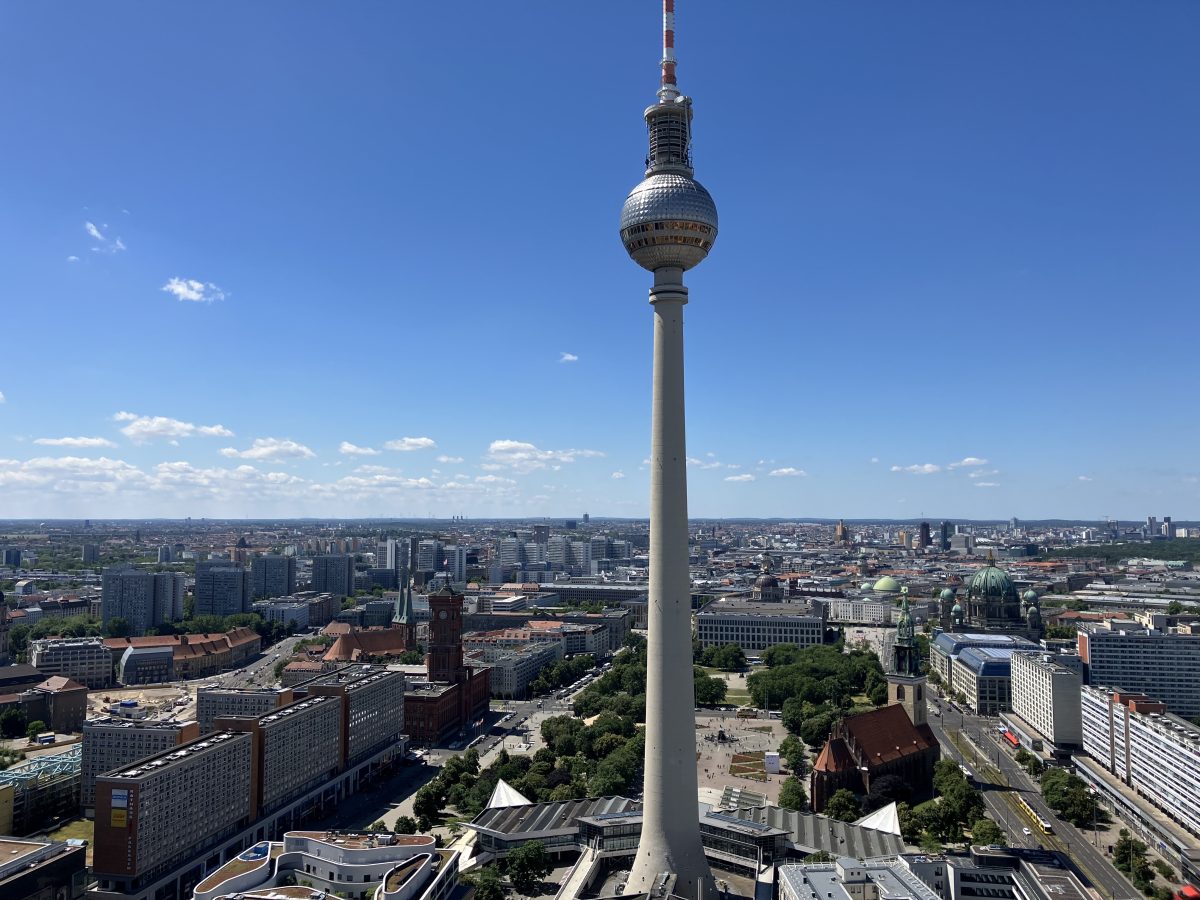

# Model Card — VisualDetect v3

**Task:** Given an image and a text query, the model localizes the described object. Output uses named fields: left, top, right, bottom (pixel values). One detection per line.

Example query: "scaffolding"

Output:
left=0, top=745, right=82, bottom=834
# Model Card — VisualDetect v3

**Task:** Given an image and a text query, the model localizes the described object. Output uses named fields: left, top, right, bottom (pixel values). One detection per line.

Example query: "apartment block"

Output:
left=1081, top=685, right=1200, bottom=839
left=250, top=555, right=297, bottom=600
left=194, top=561, right=250, bottom=618
left=80, top=716, right=199, bottom=811
left=310, top=667, right=406, bottom=765
left=1078, top=620, right=1200, bottom=717
left=311, top=555, right=355, bottom=596
left=31, top=637, right=113, bottom=689
left=197, top=686, right=295, bottom=734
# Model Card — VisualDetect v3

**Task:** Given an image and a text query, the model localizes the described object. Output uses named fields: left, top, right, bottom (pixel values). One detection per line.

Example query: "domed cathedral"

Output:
left=752, top=562, right=784, bottom=602
left=939, top=551, right=1042, bottom=640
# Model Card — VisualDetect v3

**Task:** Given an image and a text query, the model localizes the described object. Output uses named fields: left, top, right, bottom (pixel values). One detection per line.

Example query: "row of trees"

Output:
left=571, top=635, right=727, bottom=720
left=693, top=642, right=747, bottom=671
left=467, top=840, right=553, bottom=898
left=894, top=759, right=990, bottom=848
left=1038, top=767, right=1107, bottom=829
left=527, top=654, right=595, bottom=697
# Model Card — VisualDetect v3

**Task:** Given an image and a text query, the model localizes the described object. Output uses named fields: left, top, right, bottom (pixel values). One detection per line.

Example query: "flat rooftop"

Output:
left=698, top=602, right=822, bottom=617
left=108, top=729, right=249, bottom=779
left=289, top=831, right=434, bottom=850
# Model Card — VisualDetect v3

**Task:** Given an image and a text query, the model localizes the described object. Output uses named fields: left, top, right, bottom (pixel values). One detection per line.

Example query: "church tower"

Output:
left=888, top=591, right=927, bottom=727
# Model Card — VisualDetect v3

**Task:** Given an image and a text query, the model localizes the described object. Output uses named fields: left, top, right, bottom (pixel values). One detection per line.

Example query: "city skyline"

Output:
left=3, top=3, right=1199, bottom=520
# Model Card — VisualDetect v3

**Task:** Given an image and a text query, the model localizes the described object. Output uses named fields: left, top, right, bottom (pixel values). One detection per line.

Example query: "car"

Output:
left=1022, top=827, right=1033, bottom=836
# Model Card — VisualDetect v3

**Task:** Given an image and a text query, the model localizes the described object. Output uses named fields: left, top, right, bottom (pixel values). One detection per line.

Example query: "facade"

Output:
left=931, top=632, right=1038, bottom=695
left=952, top=647, right=1019, bottom=716
left=1078, top=620, right=1200, bottom=717
left=821, top=597, right=896, bottom=626
left=118, top=646, right=174, bottom=685
left=466, top=641, right=563, bottom=698
left=0, top=675, right=89, bottom=735
left=30, top=637, right=113, bottom=689
left=311, top=554, right=355, bottom=596
left=194, top=561, right=250, bottom=618
left=92, top=665, right=408, bottom=900
left=197, top=686, right=297, bottom=734
left=81, top=716, right=199, bottom=811
left=416, top=540, right=440, bottom=573
left=696, top=601, right=825, bottom=651
left=253, top=600, right=309, bottom=630
left=249, top=555, right=297, bottom=600
left=1010, top=651, right=1083, bottom=750
left=1081, top=685, right=1200, bottom=840
left=105, top=628, right=261, bottom=682
left=101, top=567, right=186, bottom=635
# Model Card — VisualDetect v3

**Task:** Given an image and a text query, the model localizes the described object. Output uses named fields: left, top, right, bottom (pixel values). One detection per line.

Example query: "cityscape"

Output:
left=3, top=5, right=1200, bottom=900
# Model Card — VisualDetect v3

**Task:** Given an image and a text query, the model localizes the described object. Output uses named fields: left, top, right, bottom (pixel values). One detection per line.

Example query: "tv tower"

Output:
left=619, top=2, right=718, bottom=897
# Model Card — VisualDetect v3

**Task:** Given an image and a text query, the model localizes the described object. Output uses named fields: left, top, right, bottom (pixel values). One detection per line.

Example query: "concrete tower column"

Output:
left=629, top=267, right=715, bottom=898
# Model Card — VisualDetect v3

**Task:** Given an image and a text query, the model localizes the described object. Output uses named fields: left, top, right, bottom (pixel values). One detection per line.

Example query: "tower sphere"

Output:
left=620, top=173, right=718, bottom=272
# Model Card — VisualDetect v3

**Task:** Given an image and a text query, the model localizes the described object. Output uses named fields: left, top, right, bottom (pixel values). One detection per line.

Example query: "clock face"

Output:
left=439, top=610, right=448, bottom=620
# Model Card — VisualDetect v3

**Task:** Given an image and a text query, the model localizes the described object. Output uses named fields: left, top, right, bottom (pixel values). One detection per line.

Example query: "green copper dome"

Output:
left=1023, top=589, right=1039, bottom=603
left=939, top=588, right=956, bottom=602
left=873, top=575, right=901, bottom=593
left=860, top=582, right=874, bottom=591
left=967, top=564, right=1017, bottom=602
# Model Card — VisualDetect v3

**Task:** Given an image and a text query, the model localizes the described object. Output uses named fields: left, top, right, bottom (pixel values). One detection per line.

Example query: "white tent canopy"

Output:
left=853, top=801, right=901, bottom=836
left=485, top=778, right=531, bottom=809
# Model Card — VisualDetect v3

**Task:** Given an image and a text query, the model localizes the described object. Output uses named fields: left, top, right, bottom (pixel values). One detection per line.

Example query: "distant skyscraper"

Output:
left=157, top=545, right=173, bottom=564
left=917, top=522, right=932, bottom=549
left=82, top=544, right=99, bottom=565
left=620, top=3, right=719, bottom=895
left=194, top=561, right=251, bottom=618
left=939, top=521, right=952, bottom=551
left=101, top=567, right=185, bottom=635
left=531, top=525, right=550, bottom=544
left=311, top=555, right=355, bottom=596
left=416, top=539, right=441, bottom=573
left=250, top=555, right=297, bottom=600
left=443, top=545, right=467, bottom=583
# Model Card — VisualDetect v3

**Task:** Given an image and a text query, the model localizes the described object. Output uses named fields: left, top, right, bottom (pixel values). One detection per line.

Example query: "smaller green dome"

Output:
left=1023, top=589, right=1039, bottom=602
left=873, top=575, right=901, bottom=592
left=940, top=588, right=956, bottom=601
left=860, top=582, right=874, bottom=592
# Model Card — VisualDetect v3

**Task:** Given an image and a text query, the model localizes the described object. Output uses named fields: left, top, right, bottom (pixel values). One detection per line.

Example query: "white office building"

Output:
left=1079, top=620, right=1200, bottom=717
left=1010, top=651, right=1083, bottom=749
left=696, top=601, right=824, bottom=652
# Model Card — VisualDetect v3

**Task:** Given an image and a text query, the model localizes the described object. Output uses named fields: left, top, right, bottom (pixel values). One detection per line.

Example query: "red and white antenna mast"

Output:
left=659, top=0, right=680, bottom=101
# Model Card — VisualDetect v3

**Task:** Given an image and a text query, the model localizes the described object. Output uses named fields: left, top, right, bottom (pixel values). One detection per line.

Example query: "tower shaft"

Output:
left=629, top=267, right=715, bottom=899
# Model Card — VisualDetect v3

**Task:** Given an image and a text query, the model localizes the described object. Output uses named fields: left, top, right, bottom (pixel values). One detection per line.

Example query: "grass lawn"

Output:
left=49, top=819, right=94, bottom=843
left=724, top=687, right=752, bottom=706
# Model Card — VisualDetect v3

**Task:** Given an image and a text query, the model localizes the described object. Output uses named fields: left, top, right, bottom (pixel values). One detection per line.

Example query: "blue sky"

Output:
left=1, top=1, right=1198, bottom=520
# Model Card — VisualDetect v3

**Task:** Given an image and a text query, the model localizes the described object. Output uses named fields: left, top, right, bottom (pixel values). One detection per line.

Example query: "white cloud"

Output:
left=384, top=436, right=437, bottom=452
left=974, top=481, right=1000, bottom=488
left=725, top=473, right=756, bottom=483
left=474, top=474, right=516, bottom=485
left=968, top=469, right=1000, bottom=479
left=114, top=411, right=233, bottom=443
left=338, top=441, right=380, bottom=456
left=436, top=455, right=464, bottom=464
left=220, top=438, right=315, bottom=461
left=34, top=436, right=117, bottom=449
left=1078, top=475, right=1093, bottom=482
left=559, top=352, right=579, bottom=363
left=726, top=464, right=742, bottom=470
left=485, top=439, right=603, bottom=473
left=686, top=456, right=722, bottom=470
left=611, top=471, right=625, bottom=479
left=891, top=463, right=942, bottom=475
left=0, top=391, right=5, bottom=404
left=162, top=277, right=226, bottom=303
left=870, top=457, right=879, bottom=463
left=769, top=467, right=807, bottom=477
left=67, top=255, right=80, bottom=262
left=85, top=221, right=104, bottom=241
left=949, top=457, right=988, bottom=468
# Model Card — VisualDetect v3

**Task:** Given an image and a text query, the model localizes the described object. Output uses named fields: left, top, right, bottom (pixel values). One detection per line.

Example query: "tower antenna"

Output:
left=660, top=0, right=679, bottom=101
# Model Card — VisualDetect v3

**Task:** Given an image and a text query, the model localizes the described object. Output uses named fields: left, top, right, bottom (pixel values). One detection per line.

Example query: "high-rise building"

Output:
left=250, top=554, right=297, bottom=599
left=619, top=4, right=718, bottom=894
left=416, top=539, right=441, bottom=573
left=156, top=545, right=173, bottom=564
left=311, top=554, right=355, bottom=596
left=443, top=545, right=467, bottom=582
left=82, top=544, right=99, bottom=564
left=939, top=521, right=952, bottom=551
left=1010, top=651, right=1083, bottom=751
left=1078, top=620, right=1200, bottom=717
left=80, top=716, right=199, bottom=811
left=194, top=561, right=250, bottom=617
left=30, top=637, right=113, bottom=689
left=531, top=525, right=550, bottom=544
left=101, top=567, right=185, bottom=635
left=917, top=522, right=932, bottom=549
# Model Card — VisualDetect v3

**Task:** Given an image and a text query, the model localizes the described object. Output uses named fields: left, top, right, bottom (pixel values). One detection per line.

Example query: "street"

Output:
left=928, top=696, right=1138, bottom=900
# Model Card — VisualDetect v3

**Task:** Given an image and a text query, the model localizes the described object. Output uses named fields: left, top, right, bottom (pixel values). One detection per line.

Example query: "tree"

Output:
left=394, top=816, right=418, bottom=834
left=864, top=774, right=911, bottom=811
left=822, top=789, right=861, bottom=822
left=468, top=865, right=506, bottom=900
left=25, top=720, right=47, bottom=741
left=693, top=668, right=727, bottom=706
left=1114, top=828, right=1155, bottom=888
left=778, top=735, right=806, bottom=775
left=0, top=708, right=27, bottom=739
left=506, top=840, right=552, bottom=895
left=103, top=616, right=131, bottom=638
left=413, top=784, right=443, bottom=822
left=778, top=776, right=807, bottom=811
left=971, top=818, right=1006, bottom=845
